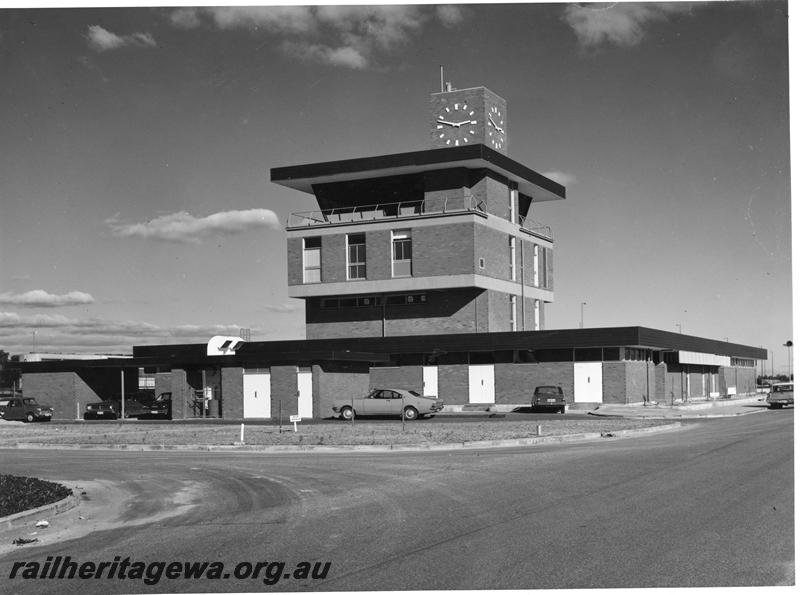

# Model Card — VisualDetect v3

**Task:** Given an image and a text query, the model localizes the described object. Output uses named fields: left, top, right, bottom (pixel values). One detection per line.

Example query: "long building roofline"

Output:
left=11, top=327, right=766, bottom=372
left=270, top=144, right=566, bottom=203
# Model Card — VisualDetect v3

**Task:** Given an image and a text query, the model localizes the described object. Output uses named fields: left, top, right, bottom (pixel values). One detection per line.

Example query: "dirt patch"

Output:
left=0, top=419, right=673, bottom=447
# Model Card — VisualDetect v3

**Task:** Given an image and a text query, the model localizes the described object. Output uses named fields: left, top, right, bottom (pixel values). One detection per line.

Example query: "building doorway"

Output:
left=468, top=364, right=495, bottom=404
left=243, top=369, right=270, bottom=418
left=297, top=367, right=313, bottom=418
left=574, top=362, right=602, bottom=403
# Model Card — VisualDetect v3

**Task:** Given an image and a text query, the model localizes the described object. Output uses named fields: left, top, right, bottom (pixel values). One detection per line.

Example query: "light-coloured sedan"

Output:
left=332, top=388, right=444, bottom=420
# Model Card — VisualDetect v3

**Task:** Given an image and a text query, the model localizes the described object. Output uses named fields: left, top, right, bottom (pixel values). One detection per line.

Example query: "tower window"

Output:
left=303, top=237, right=321, bottom=284
left=347, top=233, right=366, bottom=280
left=392, top=230, right=412, bottom=277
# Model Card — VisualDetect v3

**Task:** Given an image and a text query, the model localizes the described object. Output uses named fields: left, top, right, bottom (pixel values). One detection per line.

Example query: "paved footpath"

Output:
left=587, top=394, right=771, bottom=419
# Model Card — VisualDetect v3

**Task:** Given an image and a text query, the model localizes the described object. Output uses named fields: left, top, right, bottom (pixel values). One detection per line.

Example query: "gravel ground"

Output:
left=0, top=418, right=673, bottom=447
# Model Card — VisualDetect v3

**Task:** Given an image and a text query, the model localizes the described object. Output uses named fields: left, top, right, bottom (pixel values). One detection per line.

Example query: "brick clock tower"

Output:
left=272, top=84, right=564, bottom=340
left=430, top=86, right=507, bottom=153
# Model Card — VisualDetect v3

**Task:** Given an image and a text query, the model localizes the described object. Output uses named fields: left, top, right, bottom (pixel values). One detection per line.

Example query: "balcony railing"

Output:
left=519, top=215, right=553, bottom=241
left=286, top=195, right=553, bottom=241
left=287, top=195, right=486, bottom=228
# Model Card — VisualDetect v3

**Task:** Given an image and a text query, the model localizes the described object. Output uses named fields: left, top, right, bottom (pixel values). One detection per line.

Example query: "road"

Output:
left=0, top=410, right=793, bottom=592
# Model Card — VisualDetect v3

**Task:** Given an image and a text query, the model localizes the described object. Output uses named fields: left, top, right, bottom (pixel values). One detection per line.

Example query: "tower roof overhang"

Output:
left=270, top=144, right=566, bottom=203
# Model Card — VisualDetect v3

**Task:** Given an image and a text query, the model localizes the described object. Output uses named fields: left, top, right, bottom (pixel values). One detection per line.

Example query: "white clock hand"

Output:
left=437, top=119, right=458, bottom=127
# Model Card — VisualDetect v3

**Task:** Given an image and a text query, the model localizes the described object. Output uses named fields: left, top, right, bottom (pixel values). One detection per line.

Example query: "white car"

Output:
left=332, top=388, right=444, bottom=420
left=766, top=382, right=793, bottom=409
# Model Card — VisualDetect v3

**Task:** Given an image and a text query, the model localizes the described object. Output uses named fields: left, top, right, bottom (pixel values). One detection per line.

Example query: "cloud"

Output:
left=106, top=209, right=281, bottom=243
left=262, top=303, right=301, bottom=314
left=436, top=5, right=467, bottom=28
left=167, top=5, right=467, bottom=69
left=85, top=25, right=157, bottom=52
left=0, top=311, right=262, bottom=354
left=562, top=3, right=694, bottom=48
left=0, top=290, right=95, bottom=308
left=542, top=171, right=577, bottom=187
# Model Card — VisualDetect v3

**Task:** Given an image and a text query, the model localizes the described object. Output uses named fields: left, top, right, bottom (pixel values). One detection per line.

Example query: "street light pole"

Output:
left=676, top=323, right=682, bottom=334
left=783, top=341, right=793, bottom=380
left=580, top=302, right=587, bottom=329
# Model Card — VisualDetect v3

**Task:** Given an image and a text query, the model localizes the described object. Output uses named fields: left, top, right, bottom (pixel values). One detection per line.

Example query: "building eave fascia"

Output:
left=270, top=144, right=565, bottom=203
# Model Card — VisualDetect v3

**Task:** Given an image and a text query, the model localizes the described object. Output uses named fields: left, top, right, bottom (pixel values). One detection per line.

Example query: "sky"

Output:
left=0, top=2, right=793, bottom=374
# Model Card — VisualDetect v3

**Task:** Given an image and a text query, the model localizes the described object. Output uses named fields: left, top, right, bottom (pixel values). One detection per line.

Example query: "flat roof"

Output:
left=12, top=327, right=766, bottom=372
left=270, top=144, right=566, bottom=203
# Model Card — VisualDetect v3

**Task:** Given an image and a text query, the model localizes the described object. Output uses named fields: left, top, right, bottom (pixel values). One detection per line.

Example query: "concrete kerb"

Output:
left=3, top=422, right=683, bottom=454
left=1, top=492, right=80, bottom=530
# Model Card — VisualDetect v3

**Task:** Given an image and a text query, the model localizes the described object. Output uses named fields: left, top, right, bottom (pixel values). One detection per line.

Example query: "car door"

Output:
left=386, top=391, right=404, bottom=416
left=358, top=390, right=381, bottom=415
left=6, top=398, right=22, bottom=420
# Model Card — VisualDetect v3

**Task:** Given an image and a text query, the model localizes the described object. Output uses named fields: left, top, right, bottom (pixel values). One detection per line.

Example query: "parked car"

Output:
left=0, top=397, right=54, bottom=422
left=531, top=385, right=567, bottom=413
left=137, top=392, right=172, bottom=420
left=766, top=382, right=793, bottom=409
left=332, top=388, right=444, bottom=420
left=83, top=399, right=149, bottom=420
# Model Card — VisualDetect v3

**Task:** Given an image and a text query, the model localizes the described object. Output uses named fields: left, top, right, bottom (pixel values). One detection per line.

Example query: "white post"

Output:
left=121, top=369, right=125, bottom=421
left=240, top=423, right=244, bottom=444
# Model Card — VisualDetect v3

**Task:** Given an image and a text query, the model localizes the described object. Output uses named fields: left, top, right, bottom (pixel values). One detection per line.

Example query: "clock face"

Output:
left=435, top=101, right=478, bottom=147
left=487, top=104, right=506, bottom=151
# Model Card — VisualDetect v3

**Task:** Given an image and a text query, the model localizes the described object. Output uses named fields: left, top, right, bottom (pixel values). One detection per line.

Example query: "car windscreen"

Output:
left=773, top=385, right=793, bottom=393
left=408, top=390, right=421, bottom=396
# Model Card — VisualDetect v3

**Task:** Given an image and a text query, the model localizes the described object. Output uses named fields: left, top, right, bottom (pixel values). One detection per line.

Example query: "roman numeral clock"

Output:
left=430, top=86, right=508, bottom=154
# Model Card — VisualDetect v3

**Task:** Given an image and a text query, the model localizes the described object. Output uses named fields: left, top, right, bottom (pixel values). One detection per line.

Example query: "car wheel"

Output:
left=403, top=406, right=419, bottom=420
left=768, top=403, right=781, bottom=409
left=560, top=407, right=565, bottom=414
left=340, top=407, right=355, bottom=421
left=25, top=412, right=34, bottom=423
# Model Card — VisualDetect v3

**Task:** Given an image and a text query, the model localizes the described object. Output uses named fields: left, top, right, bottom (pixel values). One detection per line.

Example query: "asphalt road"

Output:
left=0, top=410, right=793, bottom=592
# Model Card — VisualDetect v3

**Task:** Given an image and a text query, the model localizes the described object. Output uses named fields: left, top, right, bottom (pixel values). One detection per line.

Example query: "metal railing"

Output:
left=287, top=195, right=486, bottom=228
left=519, top=215, right=553, bottom=241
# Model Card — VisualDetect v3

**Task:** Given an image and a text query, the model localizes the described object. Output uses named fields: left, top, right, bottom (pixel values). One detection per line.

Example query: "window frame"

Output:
left=346, top=233, right=367, bottom=280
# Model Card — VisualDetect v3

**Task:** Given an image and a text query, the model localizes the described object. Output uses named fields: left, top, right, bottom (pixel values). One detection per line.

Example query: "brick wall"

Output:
left=601, top=362, right=626, bottom=404
left=366, top=229, right=391, bottom=280
left=287, top=236, right=303, bottom=286
left=474, top=225, right=511, bottom=281
left=369, top=366, right=423, bottom=392
left=472, top=175, right=511, bottom=220
left=270, top=365, right=298, bottom=422
left=494, top=362, right=575, bottom=404
left=170, top=369, right=191, bottom=419
left=625, top=361, right=657, bottom=405
left=652, top=363, right=667, bottom=403
left=413, top=222, right=475, bottom=277
left=438, top=363, right=469, bottom=405
left=221, top=367, right=244, bottom=419
left=22, top=373, right=76, bottom=420
left=314, top=362, right=370, bottom=419
left=322, top=234, right=346, bottom=283
left=488, top=289, right=513, bottom=332
left=720, top=366, right=757, bottom=396
left=22, top=369, right=140, bottom=420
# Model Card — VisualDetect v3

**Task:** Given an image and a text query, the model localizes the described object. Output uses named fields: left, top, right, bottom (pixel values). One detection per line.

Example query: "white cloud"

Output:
left=562, top=3, right=694, bottom=48
left=542, top=171, right=577, bottom=187
left=0, top=290, right=95, bottom=308
left=0, top=311, right=259, bottom=354
left=86, top=25, right=157, bottom=52
left=436, top=5, right=467, bottom=28
left=167, top=5, right=466, bottom=69
left=106, top=209, right=281, bottom=243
